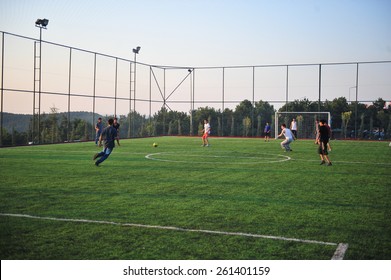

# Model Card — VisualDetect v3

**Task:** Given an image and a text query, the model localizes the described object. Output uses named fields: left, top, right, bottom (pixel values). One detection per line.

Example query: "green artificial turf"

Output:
left=0, top=137, right=390, bottom=259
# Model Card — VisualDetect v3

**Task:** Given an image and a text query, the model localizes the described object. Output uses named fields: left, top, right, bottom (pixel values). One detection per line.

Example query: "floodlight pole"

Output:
left=33, top=19, right=48, bottom=144
left=188, top=69, right=194, bottom=136
left=132, top=46, right=140, bottom=137
left=0, top=32, right=4, bottom=146
left=38, top=25, right=42, bottom=143
left=318, top=64, right=322, bottom=113
left=355, top=63, right=359, bottom=139
left=285, top=65, right=289, bottom=112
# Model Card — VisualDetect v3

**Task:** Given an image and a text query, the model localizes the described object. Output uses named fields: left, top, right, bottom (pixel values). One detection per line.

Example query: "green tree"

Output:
left=331, top=97, right=349, bottom=130
left=279, top=98, right=317, bottom=112
left=256, top=115, right=262, bottom=136
left=386, top=114, right=391, bottom=139
left=230, top=115, right=235, bottom=136
left=341, top=111, right=352, bottom=138
left=235, top=100, right=253, bottom=136
left=243, top=117, right=251, bottom=137
left=254, top=100, right=274, bottom=136
left=221, top=108, right=234, bottom=136
left=49, top=106, right=59, bottom=143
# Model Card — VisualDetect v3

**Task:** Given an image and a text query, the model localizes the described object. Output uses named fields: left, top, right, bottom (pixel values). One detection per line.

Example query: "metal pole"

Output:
left=285, top=65, right=289, bottom=112
left=114, top=58, right=118, bottom=117
left=189, top=69, right=192, bottom=136
left=128, top=61, right=132, bottom=138
left=222, top=67, right=225, bottom=136
left=192, top=69, right=195, bottom=136
left=32, top=41, right=36, bottom=144
left=133, top=52, right=137, bottom=137
left=93, top=53, right=97, bottom=140
left=38, top=26, right=42, bottom=144
left=192, top=69, right=195, bottom=112
left=67, top=48, right=72, bottom=142
left=0, top=32, right=4, bottom=146
left=252, top=66, right=255, bottom=136
left=318, top=64, right=322, bottom=112
left=349, top=86, right=357, bottom=104
left=163, top=68, right=166, bottom=135
left=355, top=63, right=359, bottom=138
left=149, top=66, right=152, bottom=120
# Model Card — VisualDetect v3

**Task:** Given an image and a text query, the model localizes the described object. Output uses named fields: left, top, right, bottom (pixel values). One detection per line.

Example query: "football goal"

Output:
left=275, top=111, right=331, bottom=139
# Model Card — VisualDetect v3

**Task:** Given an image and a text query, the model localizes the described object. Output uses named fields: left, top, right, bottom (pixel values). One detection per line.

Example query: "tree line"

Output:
left=1, top=97, right=390, bottom=146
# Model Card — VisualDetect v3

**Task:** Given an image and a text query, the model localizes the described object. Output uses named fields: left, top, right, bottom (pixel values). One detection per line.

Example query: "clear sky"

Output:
left=1, top=0, right=391, bottom=115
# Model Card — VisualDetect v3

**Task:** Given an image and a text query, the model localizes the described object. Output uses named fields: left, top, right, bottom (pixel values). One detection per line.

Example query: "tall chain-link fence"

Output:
left=1, top=31, right=391, bottom=146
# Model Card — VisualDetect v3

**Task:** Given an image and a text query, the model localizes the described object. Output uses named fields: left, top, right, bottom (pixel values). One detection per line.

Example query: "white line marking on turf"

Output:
left=145, top=152, right=291, bottom=164
left=291, top=158, right=391, bottom=166
left=331, top=243, right=349, bottom=260
left=2, top=213, right=348, bottom=259
left=1, top=213, right=337, bottom=247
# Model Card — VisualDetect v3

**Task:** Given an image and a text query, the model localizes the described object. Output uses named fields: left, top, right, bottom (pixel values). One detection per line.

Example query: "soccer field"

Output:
left=0, top=137, right=390, bottom=260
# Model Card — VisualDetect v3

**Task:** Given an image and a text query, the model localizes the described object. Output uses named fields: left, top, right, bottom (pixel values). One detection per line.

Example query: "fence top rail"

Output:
left=2, top=30, right=391, bottom=70
left=276, top=112, right=331, bottom=114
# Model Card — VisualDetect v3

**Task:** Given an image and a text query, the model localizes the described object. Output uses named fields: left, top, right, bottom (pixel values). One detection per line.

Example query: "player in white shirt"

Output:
left=202, top=119, right=211, bottom=147
left=290, top=118, right=298, bottom=138
left=277, top=123, right=296, bottom=152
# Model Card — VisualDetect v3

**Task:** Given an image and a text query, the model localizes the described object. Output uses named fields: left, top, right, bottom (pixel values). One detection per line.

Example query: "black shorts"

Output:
left=318, top=140, right=328, bottom=155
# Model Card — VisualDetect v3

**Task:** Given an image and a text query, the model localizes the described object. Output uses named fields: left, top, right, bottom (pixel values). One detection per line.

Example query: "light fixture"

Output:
left=132, top=46, right=141, bottom=54
left=35, top=18, right=49, bottom=28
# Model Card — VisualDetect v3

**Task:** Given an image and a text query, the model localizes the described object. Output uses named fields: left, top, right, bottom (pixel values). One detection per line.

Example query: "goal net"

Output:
left=275, top=111, right=331, bottom=139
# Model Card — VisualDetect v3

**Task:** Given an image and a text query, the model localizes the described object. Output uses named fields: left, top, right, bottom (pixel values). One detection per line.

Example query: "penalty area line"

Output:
left=0, top=213, right=347, bottom=259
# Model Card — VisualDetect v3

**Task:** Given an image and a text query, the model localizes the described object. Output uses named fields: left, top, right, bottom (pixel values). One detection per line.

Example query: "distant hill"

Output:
left=1, top=111, right=103, bottom=133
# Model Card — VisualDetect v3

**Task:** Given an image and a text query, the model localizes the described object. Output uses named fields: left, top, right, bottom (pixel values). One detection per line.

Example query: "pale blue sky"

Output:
left=1, top=0, right=391, bottom=115
left=1, top=0, right=390, bottom=66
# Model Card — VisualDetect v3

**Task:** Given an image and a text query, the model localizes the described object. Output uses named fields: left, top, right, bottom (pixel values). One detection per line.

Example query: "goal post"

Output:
left=275, top=111, right=331, bottom=139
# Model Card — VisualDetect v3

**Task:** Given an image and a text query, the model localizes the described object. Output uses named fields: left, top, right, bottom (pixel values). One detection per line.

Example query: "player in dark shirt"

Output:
left=264, top=122, right=271, bottom=142
left=95, top=117, right=103, bottom=145
left=93, top=118, right=119, bottom=166
left=113, top=117, right=120, bottom=146
left=317, top=119, right=332, bottom=166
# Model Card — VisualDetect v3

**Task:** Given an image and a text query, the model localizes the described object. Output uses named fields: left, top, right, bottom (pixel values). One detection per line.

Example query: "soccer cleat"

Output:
left=93, top=153, right=99, bottom=160
left=320, top=161, right=325, bottom=165
left=95, top=161, right=100, bottom=167
left=327, top=162, right=332, bottom=166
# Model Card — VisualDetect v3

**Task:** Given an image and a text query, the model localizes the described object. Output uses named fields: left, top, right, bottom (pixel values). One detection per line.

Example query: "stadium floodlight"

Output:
left=33, top=18, right=49, bottom=144
left=35, top=18, right=49, bottom=28
left=132, top=46, right=141, bottom=54
left=131, top=46, right=141, bottom=137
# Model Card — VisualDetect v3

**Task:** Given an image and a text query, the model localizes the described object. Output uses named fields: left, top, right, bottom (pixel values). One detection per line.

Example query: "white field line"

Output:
left=144, top=152, right=389, bottom=166
left=4, top=148, right=388, bottom=166
left=145, top=152, right=291, bottom=164
left=0, top=212, right=347, bottom=260
left=331, top=243, right=349, bottom=260
left=290, top=158, right=391, bottom=166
